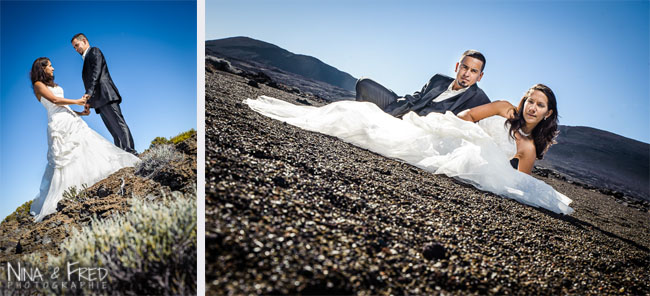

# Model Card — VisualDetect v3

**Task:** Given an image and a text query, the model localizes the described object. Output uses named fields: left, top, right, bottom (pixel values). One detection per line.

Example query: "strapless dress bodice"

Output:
left=39, top=85, right=76, bottom=119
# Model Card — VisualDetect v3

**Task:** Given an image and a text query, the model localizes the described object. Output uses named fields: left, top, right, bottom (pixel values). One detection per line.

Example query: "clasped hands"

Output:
left=78, top=94, right=91, bottom=116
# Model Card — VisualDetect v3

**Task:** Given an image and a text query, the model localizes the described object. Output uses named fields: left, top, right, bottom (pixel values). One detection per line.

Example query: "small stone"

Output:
left=422, top=243, right=447, bottom=260
left=15, top=240, right=22, bottom=254
left=247, top=80, right=259, bottom=88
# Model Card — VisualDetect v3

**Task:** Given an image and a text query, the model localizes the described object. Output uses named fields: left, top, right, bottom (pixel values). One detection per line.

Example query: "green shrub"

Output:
left=62, top=184, right=89, bottom=203
left=149, top=129, right=195, bottom=147
left=22, top=189, right=197, bottom=295
left=169, top=129, right=196, bottom=145
left=150, top=136, right=171, bottom=146
left=2, top=200, right=33, bottom=224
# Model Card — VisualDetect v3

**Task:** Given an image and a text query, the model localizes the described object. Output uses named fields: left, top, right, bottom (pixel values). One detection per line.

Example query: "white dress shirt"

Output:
left=432, top=80, right=468, bottom=103
left=82, top=47, right=90, bottom=61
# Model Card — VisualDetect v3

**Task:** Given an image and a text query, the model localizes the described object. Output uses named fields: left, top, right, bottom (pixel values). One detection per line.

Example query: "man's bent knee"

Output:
left=356, top=77, right=376, bottom=100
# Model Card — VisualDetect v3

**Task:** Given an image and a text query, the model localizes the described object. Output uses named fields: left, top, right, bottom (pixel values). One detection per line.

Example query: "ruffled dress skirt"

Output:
left=245, top=96, right=573, bottom=215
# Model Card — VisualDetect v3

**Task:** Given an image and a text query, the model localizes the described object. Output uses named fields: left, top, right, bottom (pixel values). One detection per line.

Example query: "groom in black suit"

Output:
left=71, top=33, right=136, bottom=155
left=356, top=50, right=490, bottom=117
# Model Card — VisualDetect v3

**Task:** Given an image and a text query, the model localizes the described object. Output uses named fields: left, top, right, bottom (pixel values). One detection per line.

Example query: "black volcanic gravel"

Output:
left=206, top=69, right=650, bottom=295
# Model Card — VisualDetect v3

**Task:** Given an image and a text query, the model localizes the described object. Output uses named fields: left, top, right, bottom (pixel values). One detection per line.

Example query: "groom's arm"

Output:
left=84, top=48, right=104, bottom=98
left=403, top=74, right=439, bottom=103
left=402, top=80, right=428, bottom=102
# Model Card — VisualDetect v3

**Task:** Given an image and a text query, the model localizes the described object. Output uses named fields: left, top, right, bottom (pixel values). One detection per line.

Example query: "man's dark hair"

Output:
left=461, top=49, right=486, bottom=72
left=71, top=33, right=88, bottom=43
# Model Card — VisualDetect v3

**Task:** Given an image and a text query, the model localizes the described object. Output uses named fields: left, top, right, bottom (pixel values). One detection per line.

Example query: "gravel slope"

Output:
left=206, top=69, right=649, bottom=295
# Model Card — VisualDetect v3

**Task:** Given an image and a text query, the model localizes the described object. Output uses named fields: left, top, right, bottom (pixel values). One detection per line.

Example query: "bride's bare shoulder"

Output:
left=33, top=81, right=50, bottom=91
left=32, top=81, right=54, bottom=101
left=33, top=81, right=45, bottom=98
left=515, top=136, right=537, bottom=174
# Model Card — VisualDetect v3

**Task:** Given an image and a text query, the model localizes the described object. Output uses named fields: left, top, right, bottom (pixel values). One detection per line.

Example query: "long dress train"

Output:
left=244, top=95, right=573, bottom=215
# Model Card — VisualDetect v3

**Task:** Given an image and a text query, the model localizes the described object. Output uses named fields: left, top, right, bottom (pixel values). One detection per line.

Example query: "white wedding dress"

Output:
left=30, top=85, right=140, bottom=222
left=245, top=96, right=574, bottom=215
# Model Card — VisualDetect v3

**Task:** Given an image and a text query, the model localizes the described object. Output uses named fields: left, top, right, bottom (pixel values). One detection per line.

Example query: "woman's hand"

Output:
left=77, top=94, right=89, bottom=106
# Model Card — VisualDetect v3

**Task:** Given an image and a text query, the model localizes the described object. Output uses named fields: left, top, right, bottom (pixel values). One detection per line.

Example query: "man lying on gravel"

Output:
left=355, top=50, right=490, bottom=117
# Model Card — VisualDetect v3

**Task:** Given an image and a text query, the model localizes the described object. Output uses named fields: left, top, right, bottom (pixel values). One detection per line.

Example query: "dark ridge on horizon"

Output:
left=557, top=124, right=649, bottom=145
left=206, top=36, right=357, bottom=92
left=539, top=125, right=649, bottom=201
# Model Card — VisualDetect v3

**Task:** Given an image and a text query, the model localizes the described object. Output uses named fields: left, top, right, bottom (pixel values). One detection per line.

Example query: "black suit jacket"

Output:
left=385, top=74, right=490, bottom=117
left=82, top=47, right=122, bottom=113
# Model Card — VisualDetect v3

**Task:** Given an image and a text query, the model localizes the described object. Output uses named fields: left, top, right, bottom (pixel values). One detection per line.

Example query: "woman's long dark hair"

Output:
left=506, top=83, right=559, bottom=160
left=30, top=57, right=57, bottom=87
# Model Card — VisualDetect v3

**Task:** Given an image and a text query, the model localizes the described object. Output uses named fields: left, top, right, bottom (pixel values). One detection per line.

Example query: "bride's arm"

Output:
left=515, top=138, right=536, bottom=175
left=34, top=82, right=86, bottom=106
left=457, top=100, right=515, bottom=122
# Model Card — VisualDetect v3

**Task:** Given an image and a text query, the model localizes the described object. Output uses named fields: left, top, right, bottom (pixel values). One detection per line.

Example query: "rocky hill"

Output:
left=207, top=36, right=356, bottom=101
left=206, top=62, right=649, bottom=294
left=538, top=125, right=649, bottom=201
left=0, top=131, right=197, bottom=294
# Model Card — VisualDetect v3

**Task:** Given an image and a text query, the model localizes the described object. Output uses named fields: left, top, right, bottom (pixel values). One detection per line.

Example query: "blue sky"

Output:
left=207, top=0, right=649, bottom=145
left=1, top=1, right=197, bottom=221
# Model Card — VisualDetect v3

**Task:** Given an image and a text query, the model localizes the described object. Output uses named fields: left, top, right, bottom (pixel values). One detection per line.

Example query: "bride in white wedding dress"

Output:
left=29, top=57, right=140, bottom=222
left=245, top=83, right=574, bottom=215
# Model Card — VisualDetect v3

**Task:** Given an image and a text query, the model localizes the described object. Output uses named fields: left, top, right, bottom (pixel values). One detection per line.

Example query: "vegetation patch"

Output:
left=21, top=189, right=197, bottom=295
left=62, top=184, right=89, bottom=203
left=2, top=200, right=33, bottom=224
left=135, top=144, right=185, bottom=179
left=150, top=129, right=196, bottom=146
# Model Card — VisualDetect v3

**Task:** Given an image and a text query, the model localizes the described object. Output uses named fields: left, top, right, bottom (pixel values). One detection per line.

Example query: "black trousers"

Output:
left=97, top=102, right=136, bottom=154
left=355, top=78, right=399, bottom=110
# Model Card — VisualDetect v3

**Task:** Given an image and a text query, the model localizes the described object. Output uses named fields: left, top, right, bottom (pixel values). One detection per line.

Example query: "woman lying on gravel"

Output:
left=245, top=84, right=573, bottom=215
left=457, top=83, right=557, bottom=175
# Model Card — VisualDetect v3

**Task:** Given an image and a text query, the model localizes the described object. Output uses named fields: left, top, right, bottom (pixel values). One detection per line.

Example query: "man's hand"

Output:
left=78, top=94, right=91, bottom=106
left=81, top=103, right=91, bottom=116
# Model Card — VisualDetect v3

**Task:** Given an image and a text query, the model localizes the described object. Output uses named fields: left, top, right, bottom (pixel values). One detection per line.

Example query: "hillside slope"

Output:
left=207, top=36, right=357, bottom=94
left=206, top=67, right=649, bottom=295
left=539, top=125, right=649, bottom=201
